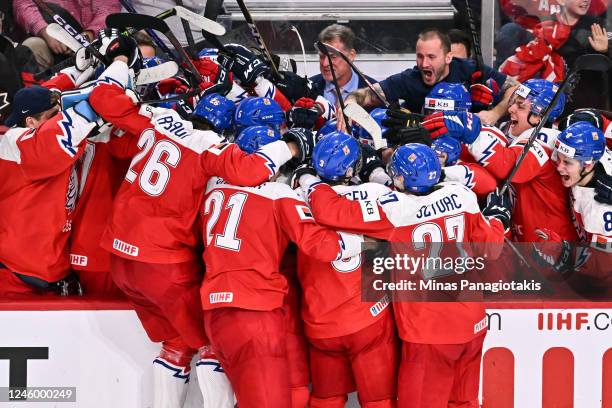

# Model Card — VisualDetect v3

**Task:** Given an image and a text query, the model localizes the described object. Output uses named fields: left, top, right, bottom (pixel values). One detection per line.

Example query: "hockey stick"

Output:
left=344, top=103, right=386, bottom=150
left=316, top=41, right=389, bottom=107
left=35, top=6, right=197, bottom=81
left=46, top=23, right=83, bottom=52
left=315, top=40, right=350, bottom=133
left=136, top=61, right=179, bottom=85
left=464, top=0, right=484, bottom=71
left=291, top=25, right=308, bottom=77
left=106, top=12, right=204, bottom=84
left=119, top=0, right=177, bottom=60
left=234, top=0, right=282, bottom=80
left=32, top=0, right=108, bottom=65
left=500, top=54, right=612, bottom=194
left=174, top=0, right=197, bottom=58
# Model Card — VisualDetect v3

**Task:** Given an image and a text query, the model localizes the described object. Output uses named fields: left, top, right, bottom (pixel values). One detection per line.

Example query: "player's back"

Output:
left=297, top=182, right=392, bottom=339
left=101, top=108, right=224, bottom=264
left=202, top=178, right=304, bottom=312
left=382, top=182, right=501, bottom=344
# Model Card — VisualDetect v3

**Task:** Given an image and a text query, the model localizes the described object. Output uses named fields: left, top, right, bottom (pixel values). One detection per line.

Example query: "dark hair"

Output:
left=447, top=29, right=472, bottom=57
left=417, top=28, right=451, bottom=54
left=133, top=30, right=155, bottom=48
left=318, top=24, right=356, bottom=51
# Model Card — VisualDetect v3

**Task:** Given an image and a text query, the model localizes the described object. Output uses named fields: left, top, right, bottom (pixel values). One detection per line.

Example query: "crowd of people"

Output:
left=0, top=0, right=611, bottom=407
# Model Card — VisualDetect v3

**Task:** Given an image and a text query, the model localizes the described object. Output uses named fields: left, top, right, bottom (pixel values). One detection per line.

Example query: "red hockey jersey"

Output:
left=468, top=125, right=577, bottom=242
left=0, top=109, right=95, bottom=281
left=89, top=61, right=294, bottom=264
left=201, top=177, right=363, bottom=311
left=305, top=180, right=505, bottom=344
left=297, top=182, right=392, bottom=339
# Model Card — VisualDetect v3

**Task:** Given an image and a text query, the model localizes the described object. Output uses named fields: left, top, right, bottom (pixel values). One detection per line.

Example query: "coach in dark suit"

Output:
left=310, top=24, right=377, bottom=106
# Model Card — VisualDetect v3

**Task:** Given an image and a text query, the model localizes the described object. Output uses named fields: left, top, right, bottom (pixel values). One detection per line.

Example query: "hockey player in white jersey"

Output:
left=533, top=121, right=611, bottom=294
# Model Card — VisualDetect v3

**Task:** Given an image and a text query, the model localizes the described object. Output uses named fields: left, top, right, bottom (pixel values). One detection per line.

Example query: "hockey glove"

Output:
left=224, top=43, right=270, bottom=86
left=385, top=125, right=432, bottom=148
left=273, top=71, right=318, bottom=104
left=357, top=143, right=385, bottom=182
left=194, top=57, right=232, bottom=96
left=381, top=102, right=422, bottom=129
left=470, top=71, right=499, bottom=110
left=531, top=228, right=573, bottom=274
left=422, top=111, right=481, bottom=144
left=287, top=97, right=323, bottom=129
left=593, top=164, right=612, bottom=205
left=282, top=127, right=316, bottom=168
left=105, top=34, right=142, bottom=73
left=482, top=188, right=512, bottom=232
left=290, top=163, right=318, bottom=190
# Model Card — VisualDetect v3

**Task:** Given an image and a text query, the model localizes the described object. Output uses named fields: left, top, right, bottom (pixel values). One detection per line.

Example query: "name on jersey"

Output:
left=112, top=238, right=139, bottom=256
left=155, top=115, right=189, bottom=138
left=370, top=294, right=390, bottom=317
left=70, top=254, right=88, bottom=267
left=209, top=292, right=233, bottom=304
left=343, top=190, right=368, bottom=201
left=415, top=194, right=462, bottom=219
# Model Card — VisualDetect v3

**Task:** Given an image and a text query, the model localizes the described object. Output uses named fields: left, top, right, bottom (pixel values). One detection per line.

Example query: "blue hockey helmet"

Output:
left=352, top=108, right=389, bottom=146
left=387, top=143, right=441, bottom=193
left=142, top=56, right=165, bottom=68
left=424, top=82, right=472, bottom=114
left=235, top=125, right=281, bottom=153
left=554, top=121, right=605, bottom=164
left=192, top=93, right=235, bottom=132
left=198, top=48, right=218, bottom=58
left=234, top=97, right=285, bottom=132
left=312, top=131, right=360, bottom=181
left=432, top=135, right=462, bottom=166
left=513, top=79, right=566, bottom=122
left=316, top=119, right=338, bottom=140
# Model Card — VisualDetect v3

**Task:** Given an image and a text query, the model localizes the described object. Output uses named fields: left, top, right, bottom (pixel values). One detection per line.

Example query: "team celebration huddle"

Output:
left=0, top=0, right=610, bottom=406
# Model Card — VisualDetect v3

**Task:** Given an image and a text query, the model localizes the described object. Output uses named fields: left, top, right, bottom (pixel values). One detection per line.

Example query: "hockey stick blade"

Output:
left=316, top=41, right=389, bottom=107
left=46, top=23, right=83, bottom=52
left=573, top=53, right=612, bottom=72
left=106, top=12, right=170, bottom=33
left=344, top=103, right=386, bottom=150
left=136, top=61, right=179, bottom=85
left=174, top=6, right=226, bottom=36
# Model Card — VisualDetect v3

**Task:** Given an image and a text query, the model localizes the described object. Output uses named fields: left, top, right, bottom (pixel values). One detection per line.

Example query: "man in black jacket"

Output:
left=310, top=24, right=377, bottom=106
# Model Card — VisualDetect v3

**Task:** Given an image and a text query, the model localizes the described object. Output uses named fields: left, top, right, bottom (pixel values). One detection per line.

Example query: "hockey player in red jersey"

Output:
left=0, top=84, right=98, bottom=296
left=295, top=143, right=510, bottom=408
left=422, top=82, right=497, bottom=197
left=533, top=122, right=611, bottom=295
left=200, top=130, right=364, bottom=408
left=422, top=79, right=577, bottom=243
left=298, top=131, right=399, bottom=408
left=88, top=36, right=317, bottom=408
